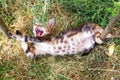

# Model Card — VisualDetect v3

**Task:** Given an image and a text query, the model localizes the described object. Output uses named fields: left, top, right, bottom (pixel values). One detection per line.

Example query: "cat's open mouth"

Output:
left=35, top=28, right=43, bottom=37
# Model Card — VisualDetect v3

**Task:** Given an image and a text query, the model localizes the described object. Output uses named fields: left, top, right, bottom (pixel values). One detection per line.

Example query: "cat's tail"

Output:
left=8, top=30, right=42, bottom=43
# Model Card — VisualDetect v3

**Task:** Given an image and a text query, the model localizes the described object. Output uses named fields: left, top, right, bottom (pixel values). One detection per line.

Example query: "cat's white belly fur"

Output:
left=26, top=32, right=95, bottom=58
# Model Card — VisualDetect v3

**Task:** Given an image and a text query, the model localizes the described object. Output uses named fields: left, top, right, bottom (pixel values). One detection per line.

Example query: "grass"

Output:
left=0, top=0, right=120, bottom=80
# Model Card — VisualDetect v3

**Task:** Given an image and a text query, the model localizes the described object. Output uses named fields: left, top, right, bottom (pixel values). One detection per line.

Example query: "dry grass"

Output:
left=0, top=0, right=120, bottom=80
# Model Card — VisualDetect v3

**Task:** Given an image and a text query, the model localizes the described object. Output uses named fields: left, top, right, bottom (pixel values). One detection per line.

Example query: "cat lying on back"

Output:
left=9, top=18, right=116, bottom=58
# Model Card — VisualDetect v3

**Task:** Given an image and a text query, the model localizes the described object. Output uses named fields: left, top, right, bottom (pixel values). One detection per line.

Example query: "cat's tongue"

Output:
left=35, top=28, right=43, bottom=37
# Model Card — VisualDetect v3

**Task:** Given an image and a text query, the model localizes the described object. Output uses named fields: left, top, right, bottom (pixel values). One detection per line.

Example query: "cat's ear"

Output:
left=46, top=18, right=55, bottom=28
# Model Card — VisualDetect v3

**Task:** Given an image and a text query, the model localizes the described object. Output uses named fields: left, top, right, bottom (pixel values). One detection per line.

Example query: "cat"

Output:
left=8, top=18, right=116, bottom=58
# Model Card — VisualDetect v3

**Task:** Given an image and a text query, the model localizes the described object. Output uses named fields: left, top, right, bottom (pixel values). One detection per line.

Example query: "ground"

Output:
left=0, top=0, right=120, bottom=80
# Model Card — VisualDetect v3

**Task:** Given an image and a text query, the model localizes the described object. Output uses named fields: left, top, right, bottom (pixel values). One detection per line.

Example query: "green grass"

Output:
left=0, top=0, right=120, bottom=80
left=58, top=0, right=120, bottom=27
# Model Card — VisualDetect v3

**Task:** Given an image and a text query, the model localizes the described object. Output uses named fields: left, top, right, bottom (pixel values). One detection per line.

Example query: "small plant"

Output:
left=32, top=0, right=51, bottom=26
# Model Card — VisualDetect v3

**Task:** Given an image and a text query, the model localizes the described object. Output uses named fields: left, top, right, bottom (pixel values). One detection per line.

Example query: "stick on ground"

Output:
left=0, top=18, right=11, bottom=39
left=101, top=13, right=120, bottom=40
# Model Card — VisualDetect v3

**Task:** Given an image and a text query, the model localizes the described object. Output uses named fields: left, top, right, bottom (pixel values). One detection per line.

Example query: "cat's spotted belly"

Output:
left=47, top=35, right=95, bottom=56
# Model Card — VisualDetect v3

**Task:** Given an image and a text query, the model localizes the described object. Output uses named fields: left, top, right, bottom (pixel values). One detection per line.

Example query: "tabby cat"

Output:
left=9, top=18, right=115, bottom=58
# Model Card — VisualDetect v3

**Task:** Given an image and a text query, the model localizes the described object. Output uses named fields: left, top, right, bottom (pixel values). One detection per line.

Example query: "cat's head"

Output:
left=33, top=18, right=55, bottom=37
